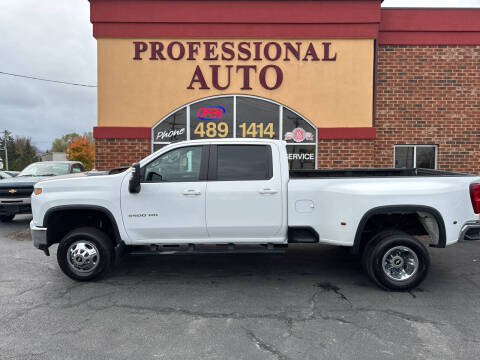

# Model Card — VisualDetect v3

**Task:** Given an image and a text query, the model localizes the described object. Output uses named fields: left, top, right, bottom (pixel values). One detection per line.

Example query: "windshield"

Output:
left=19, top=163, right=70, bottom=177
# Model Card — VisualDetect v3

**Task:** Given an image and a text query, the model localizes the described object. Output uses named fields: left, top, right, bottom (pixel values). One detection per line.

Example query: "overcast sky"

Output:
left=0, top=0, right=479, bottom=151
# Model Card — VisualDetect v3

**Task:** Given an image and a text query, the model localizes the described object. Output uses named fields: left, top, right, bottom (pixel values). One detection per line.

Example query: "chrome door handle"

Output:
left=259, top=188, right=278, bottom=195
left=182, top=189, right=201, bottom=196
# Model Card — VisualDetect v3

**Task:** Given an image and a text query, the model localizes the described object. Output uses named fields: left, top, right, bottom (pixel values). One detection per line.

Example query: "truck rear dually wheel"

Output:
left=57, top=227, right=113, bottom=281
left=363, top=230, right=430, bottom=291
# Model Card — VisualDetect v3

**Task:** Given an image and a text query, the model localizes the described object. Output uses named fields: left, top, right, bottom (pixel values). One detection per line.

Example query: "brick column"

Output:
left=317, top=139, right=375, bottom=168
left=376, top=45, right=480, bottom=174
left=93, top=127, right=151, bottom=170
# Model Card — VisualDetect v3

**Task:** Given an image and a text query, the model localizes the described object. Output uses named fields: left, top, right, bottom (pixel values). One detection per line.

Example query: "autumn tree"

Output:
left=83, top=131, right=93, bottom=143
left=66, top=136, right=94, bottom=170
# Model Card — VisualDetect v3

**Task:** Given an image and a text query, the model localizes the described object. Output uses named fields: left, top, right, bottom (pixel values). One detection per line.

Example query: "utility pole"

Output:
left=1, top=130, right=8, bottom=170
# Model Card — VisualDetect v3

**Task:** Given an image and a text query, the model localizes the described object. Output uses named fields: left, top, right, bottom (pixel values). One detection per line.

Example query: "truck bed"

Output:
left=290, top=168, right=474, bottom=178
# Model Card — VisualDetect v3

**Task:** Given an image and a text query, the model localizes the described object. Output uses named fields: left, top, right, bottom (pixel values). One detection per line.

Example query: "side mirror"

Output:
left=129, top=163, right=141, bottom=193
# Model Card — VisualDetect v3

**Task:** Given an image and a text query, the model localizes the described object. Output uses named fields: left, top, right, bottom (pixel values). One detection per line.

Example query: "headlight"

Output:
left=34, top=188, right=42, bottom=195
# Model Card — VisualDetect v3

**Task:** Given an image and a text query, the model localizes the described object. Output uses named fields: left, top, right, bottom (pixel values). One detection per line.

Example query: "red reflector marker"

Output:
left=470, top=184, right=480, bottom=214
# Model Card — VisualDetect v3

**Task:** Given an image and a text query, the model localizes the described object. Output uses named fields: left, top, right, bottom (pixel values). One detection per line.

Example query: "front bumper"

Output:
left=30, top=220, right=49, bottom=255
left=459, top=220, right=480, bottom=241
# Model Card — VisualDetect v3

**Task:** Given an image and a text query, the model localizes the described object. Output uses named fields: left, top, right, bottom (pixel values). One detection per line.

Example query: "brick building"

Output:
left=89, top=1, right=479, bottom=173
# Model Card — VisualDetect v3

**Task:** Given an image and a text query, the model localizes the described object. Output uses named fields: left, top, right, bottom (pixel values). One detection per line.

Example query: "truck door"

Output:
left=205, top=144, right=283, bottom=241
left=121, top=145, right=209, bottom=242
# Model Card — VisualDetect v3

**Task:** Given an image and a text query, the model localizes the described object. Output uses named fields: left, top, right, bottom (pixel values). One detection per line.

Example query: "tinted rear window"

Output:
left=216, top=145, right=271, bottom=181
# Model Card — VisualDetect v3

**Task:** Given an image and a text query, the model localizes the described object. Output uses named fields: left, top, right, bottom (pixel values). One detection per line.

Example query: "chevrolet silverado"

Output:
left=30, top=139, right=480, bottom=290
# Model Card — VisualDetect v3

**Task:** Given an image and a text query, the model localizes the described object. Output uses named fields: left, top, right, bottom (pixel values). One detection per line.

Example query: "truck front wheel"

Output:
left=57, top=227, right=114, bottom=281
left=0, top=215, right=15, bottom=222
left=363, top=231, right=430, bottom=291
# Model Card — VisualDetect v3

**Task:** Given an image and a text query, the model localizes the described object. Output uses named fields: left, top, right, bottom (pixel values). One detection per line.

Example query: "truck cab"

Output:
left=122, top=140, right=287, bottom=244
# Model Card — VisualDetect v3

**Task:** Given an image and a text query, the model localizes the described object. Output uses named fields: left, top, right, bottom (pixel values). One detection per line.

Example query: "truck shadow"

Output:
left=105, top=243, right=468, bottom=294
left=108, top=245, right=370, bottom=288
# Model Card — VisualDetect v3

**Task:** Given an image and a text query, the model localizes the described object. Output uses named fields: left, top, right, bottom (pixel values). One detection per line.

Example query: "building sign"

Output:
left=190, top=97, right=233, bottom=139
left=287, top=146, right=316, bottom=170
left=153, top=95, right=317, bottom=169
left=197, top=106, right=225, bottom=120
left=97, top=38, right=374, bottom=134
left=285, top=128, right=315, bottom=143
left=132, top=41, right=337, bottom=91
left=152, top=107, right=187, bottom=142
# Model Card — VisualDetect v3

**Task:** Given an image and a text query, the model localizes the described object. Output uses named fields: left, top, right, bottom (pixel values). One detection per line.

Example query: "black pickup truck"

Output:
left=0, top=161, right=85, bottom=222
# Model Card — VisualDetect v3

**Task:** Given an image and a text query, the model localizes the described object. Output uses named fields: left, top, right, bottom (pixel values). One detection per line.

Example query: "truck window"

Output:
left=216, top=145, right=271, bottom=181
left=71, top=164, right=84, bottom=173
left=144, top=146, right=203, bottom=182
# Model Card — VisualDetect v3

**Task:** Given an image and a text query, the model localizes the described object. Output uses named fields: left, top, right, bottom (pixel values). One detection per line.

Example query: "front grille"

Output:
left=0, top=186, right=34, bottom=198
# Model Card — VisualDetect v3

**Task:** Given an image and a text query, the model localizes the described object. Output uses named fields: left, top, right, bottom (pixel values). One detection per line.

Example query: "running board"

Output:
left=128, top=243, right=287, bottom=256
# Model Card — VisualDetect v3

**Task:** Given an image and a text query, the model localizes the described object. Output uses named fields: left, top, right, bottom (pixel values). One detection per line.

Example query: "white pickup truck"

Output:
left=30, top=139, right=480, bottom=290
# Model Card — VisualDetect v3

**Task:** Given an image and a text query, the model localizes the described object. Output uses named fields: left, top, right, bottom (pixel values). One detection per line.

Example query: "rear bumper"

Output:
left=0, top=199, right=32, bottom=216
left=30, top=220, right=48, bottom=254
left=459, top=220, right=480, bottom=241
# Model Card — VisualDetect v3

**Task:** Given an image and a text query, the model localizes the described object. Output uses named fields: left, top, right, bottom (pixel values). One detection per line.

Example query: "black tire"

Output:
left=363, top=231, right=430, bottom=291
left=57, top=227, right=114, bottom=281
left=361, top=230, right=405, bottom=289
left=0, top=214, right=15, bottom=222
left=361, top=230, right=407, bottom=273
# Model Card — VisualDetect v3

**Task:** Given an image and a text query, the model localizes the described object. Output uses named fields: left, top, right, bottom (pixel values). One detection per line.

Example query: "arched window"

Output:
left=152, top=95, right=317, bottom=169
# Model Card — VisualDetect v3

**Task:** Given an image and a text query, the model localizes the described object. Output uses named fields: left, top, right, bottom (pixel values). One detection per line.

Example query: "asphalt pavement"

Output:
left=1, top=215, right=480, bottom=360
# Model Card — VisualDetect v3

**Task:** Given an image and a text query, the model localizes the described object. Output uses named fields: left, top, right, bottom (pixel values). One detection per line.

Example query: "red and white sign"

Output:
left=284, top=128, right=314, bottom=143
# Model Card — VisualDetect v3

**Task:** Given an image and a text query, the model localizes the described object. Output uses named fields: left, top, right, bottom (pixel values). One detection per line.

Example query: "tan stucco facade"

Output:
left=97, top=38, right=374, bottom=128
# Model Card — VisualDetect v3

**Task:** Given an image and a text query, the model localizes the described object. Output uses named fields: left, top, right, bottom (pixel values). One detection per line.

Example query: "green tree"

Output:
left=51, top=132, right=79, bottom=153
left=14, top=137, right=39, bottom=170
left=0, top=132, right=40, bottom=171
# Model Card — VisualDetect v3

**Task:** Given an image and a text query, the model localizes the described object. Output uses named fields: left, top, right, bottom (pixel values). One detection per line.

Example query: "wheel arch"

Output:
left=353, top=205, right=446, bottom=255
left=43, top=205, right=122, bottom=247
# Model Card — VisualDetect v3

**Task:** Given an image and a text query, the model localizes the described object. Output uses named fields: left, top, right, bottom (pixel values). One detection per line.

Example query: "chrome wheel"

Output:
left=382, top=246, right=419, bottom=281
left=67, top=240, right=100, bottom=275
